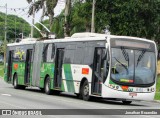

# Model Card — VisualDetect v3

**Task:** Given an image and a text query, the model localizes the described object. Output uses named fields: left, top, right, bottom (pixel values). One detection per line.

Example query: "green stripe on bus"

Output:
left=63, top=64, right=75, bottom=93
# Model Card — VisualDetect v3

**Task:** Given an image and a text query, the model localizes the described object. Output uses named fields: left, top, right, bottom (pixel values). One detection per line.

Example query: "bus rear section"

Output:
left=4, top=43, right=35, bottom=89
left=101, top=36, right=157, bottom=103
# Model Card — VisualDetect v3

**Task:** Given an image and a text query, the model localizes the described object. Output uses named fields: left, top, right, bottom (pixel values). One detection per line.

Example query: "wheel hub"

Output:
left=84, top=85, right=89, bottom=96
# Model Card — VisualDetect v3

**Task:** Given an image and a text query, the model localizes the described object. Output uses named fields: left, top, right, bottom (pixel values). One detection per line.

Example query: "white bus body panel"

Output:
left=101, top=84, right=156, bottom=101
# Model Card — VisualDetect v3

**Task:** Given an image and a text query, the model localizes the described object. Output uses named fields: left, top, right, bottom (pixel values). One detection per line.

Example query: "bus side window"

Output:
left=84, top=47, right=94, bottom=65
left=46, top=44, right=55, bottom=62
left=64, top=49, right=75, bottom=64
left=73, top=47, right=84, bottom=64
left=64, top=44, right=76, bottom=64
left=42, top=44, right=48, bottom=62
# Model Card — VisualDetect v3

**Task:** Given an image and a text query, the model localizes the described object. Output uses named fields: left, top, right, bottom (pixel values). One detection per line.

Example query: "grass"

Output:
left=155, top=60, right=160, bottom=100
left=0, top=63, right=4, bottom=77
left=155, top=76, right=160, bottom=100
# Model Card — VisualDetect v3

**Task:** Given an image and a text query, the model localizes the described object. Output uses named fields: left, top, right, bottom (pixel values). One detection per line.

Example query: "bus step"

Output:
left=54, top=88, right=61, bottom=90
left=92, top=93, right=101, bottom=96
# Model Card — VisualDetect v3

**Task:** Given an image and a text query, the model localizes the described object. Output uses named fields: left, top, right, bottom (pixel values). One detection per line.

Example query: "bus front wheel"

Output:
left=81, top=80, right=90, bottom=101
left=44, top=77, right=53, bottom=95
left=122, top=101, right=132, bottom=105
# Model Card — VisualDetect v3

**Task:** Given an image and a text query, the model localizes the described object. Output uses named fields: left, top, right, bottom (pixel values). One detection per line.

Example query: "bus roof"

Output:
left=7, top=32, right=155, bottom=46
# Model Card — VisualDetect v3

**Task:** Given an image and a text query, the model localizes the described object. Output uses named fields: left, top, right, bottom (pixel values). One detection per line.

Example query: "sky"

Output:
left=0, top=0, right=65, bottom=24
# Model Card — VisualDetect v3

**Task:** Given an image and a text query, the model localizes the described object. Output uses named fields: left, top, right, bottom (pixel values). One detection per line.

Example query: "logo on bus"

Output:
left=14, top=64, right=18, bottom=70
left=82, top=68, right=89, bottom=75
left=15, top=48, right=25, bottom=61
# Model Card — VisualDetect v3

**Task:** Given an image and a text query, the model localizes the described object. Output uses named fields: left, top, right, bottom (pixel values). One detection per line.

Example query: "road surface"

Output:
left=0, top=78, right=160, bottom=118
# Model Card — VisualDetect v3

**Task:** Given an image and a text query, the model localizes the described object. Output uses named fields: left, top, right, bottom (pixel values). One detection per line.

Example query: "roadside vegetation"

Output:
left=155, top=76, right=160, bottom=100
left=155, top=61, right=160, bottom=100
left=0, top=63, right=4, bottom=77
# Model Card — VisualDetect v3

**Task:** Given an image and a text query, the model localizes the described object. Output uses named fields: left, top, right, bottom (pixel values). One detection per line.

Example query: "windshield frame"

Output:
left=110, top=47, right=156, bottom=87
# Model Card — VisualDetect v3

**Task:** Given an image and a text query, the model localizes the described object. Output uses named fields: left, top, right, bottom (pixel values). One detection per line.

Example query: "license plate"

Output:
left=129, top=92, right=137, bottom=96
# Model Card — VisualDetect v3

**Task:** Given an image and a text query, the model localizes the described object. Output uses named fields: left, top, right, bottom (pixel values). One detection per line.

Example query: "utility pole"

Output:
left=91, top=0, right=96, bottom=33
left=31, top=0, right=35, bottom=38
left=4, top=3, right=7, bottom=67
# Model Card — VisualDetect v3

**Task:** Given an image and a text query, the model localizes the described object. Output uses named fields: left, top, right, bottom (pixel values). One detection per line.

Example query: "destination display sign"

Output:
left=110, top=38, right=155, bottom=52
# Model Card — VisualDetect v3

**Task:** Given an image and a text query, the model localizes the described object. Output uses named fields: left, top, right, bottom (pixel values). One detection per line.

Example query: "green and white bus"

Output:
left=4, top=33, right=157, bottom=104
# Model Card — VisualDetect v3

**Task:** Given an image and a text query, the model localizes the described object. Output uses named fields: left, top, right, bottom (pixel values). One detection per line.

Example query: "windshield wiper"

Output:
left=114, top=57, right=129, bottom=74
left=136, top=49, right=146, bottom=66
left=121, top=46, right=129, bottom=66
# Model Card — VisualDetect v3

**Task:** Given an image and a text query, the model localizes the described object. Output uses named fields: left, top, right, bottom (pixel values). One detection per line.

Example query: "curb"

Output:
left=154, top=100, right=160, bottom=103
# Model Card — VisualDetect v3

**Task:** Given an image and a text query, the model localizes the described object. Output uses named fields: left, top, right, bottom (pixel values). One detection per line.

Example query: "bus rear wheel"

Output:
left=44, top=77, right=53, bottom=95
left=81, top=80, right=90, bottom=101
left=13, top=74, right=20, bottom=89
left=122, top=101, right=132, bottom=105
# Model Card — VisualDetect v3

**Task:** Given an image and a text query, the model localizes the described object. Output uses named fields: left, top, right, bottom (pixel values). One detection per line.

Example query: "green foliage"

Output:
left=51, top=0, right=160, bottom=41
left=52, top=16, right=64, bottom=38
left=95, top=0, right=159, bottom=39
left=0, top=43, right=4, bottom=55
left=0, top=12, right=30, bottom=42
left=0, top=63, right=4, bottom=77
left=34, top=11, right=65, bottom=39
left=33, top=0, right=160, bottom=42
left=71, top=1, right=92, bottom=33
left=28, top=0, right=58, bottom=30
left=155, top=75, right=160, bottom=100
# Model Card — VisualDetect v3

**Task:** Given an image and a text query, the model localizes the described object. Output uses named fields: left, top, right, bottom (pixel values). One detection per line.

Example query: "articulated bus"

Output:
left=4, top=33, right=157, bottom=104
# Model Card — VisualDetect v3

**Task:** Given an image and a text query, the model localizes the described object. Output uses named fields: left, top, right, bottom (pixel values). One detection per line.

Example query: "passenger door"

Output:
left=92, top=48, right=106, bottom=95
left=7, top=51, right=14, bottom=82
left=54, top=48, right=64, bottom=89
left=24, top=49, right=32, bottom=85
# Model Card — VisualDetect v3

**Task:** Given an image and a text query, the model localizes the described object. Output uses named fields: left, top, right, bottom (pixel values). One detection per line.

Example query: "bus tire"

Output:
left=53, top=90, right=61, bottom=95
left=13, top=74, right=20, bottom=89
left=40, top=88, right=44, bottom=92
left=81, top=80, right=90, bottom=101
left=76, top=93, right=82, bottom=99
left=44, top=76, right=53, bottom=95
left=20, top=85, right=26, bottom=90
left=122, top=101, right=132, bottom=105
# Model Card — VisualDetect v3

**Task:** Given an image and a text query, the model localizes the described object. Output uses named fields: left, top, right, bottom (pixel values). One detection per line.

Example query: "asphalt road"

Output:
left=0, top=78, right=160, bottom=118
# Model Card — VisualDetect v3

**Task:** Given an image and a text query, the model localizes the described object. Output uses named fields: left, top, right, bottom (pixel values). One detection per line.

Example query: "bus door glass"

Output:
left=7, top=50, right=14, bottom=82
left=54, top=48, right=64, bottom=88
left=25, top=49, right=32, bottom=84
left=92, top=47, right=106, bottom=95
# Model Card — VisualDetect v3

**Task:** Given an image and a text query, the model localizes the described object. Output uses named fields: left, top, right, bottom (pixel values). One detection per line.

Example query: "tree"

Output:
left=0, top=43, right=4, bottom=55
left=64, top=0, right=71, bottom=37
left=70, top=0, right=92, bottom=34
left=0, top=12, right=30, bottom=42
left=95, top=0, right=160, bottom=39
left=27, top=0, right=58, bottom=31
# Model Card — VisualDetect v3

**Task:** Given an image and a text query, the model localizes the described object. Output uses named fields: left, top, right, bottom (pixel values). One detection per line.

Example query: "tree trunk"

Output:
left=46, top=0, right=58, bottom=32
left=49, top=14, right=54, bottom=31
left=86, top=23, right=90, bottom=32
left=64, top=0, right=71, bottom=37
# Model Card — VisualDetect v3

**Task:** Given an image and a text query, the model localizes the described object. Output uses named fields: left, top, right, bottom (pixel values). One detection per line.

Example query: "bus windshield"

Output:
left=111, top=47, right=156, bottom=85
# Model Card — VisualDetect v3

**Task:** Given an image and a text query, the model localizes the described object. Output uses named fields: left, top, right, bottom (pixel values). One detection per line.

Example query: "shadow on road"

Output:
left=7, top=86, right=148, bottom=107
left=59, top=93, right=147, bottom=107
